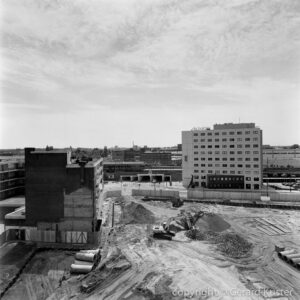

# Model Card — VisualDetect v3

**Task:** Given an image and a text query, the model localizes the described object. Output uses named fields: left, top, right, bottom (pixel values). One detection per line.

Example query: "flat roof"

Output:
left=32, top=150, right=71, bottom=154
left=0, top=196, right=25, bottom=207
left=67, top=158, right=103, bottom=168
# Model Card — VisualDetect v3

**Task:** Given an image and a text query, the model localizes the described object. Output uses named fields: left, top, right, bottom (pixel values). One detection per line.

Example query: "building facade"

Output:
left=182, top=123, right=263, bottom=190
left=263, top=148, right=300, bottom=168
left=25, top=148, right=103, bottom=232
left=140, top=152, right=172, bottom=166
left=0, top=160, right=25, bottom=200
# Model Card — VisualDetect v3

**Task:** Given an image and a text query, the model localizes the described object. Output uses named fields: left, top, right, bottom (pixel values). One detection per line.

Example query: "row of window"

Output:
left=193, top=130, right=259, bottom=136
left=193, top=151, right=260, bottom=155
left=194, top=170, right=260, bottom=175
left=194, top=163, right=259, bottom=168
left=194, top=157, right=260, bottom=161
left=193, top=137, right=259, bottom=142
left=193, top=144, right=259, bottom=149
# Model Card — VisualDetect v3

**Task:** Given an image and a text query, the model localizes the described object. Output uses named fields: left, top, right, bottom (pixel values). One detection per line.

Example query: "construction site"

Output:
left=1, top=182, right=300, bottom=299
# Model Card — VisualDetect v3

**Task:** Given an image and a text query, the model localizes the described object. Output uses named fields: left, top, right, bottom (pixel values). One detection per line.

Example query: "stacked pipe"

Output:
left=278, top=249, right=300, bottom=270
left=70, top=249, right=101, bottom=274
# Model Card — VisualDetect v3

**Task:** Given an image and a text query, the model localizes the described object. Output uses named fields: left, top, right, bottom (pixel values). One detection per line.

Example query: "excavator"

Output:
left=152, top=218, right=176, bottom=240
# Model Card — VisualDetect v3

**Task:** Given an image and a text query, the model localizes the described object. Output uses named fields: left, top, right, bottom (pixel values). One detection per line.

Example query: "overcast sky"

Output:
left=1, top=0, right=299, bottom=148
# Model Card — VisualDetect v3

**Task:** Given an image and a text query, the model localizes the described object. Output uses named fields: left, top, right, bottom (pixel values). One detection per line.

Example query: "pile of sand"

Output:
left=121, top=203, right=156, bottom=224
left=198, top=214, right=231, bottom=232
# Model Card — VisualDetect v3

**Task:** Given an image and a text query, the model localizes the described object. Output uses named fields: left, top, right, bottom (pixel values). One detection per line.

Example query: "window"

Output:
left=230, top=164, right=235, bottom=167
left=208, top=139, right=212, bottom=142
left=201, top=176, right=206, bottom=179
left=194, top=139, right=198, bottom=142
left=215, top=145, right=220, bottom=148
left=254, top=184, right=260, bottom=190
left=222, top=145, right=227, bottom=148
left=237, top=144, right=243, bottom=148
left=230, top=151, right=235, bottom=154
left=254, top=177, right=259, bottom=181
left=208, top=145, right=212, bottom=148
left=230, top=158, right=235, bottom=161
left=237, top=158, right=243, bottom=161
left=194, top=158, right=199, bottom=161
left=245, top=164, right=251, bottom=168
left=229, top=131, right=234, bottom=135
left=222, top=151, right=227, bottom=154
left=207, top=132, right=212, bottom=136
left=208, top=151, right=213, bottom=154
left=222, top=157, right=227, bottom=161
left=229, top=138, right=235, bottom=141
left=237, top=131, right=242, bottom=135
left=201, top=157, right=205, bottom=161
left=253, top=130, right=259, bottom=134
left=246, top=177, right=251, bottom=181
left=208, top=164, right=213, bottom=167
left=201, top=133, right=205, bottom=136
left=201, top=164, right=205, bottom=167
left=230, top=145, right=235, bottom=148
left=238, top=171, right=242, bottom=174
left=201, top=145, right=205, bottom=148
left=215, top=157, right=220, bottom=161
left=194, top=151, right=198, bottom=154
left=253, top=137, right=258, bottom=141
left=245, top=144, right=251, bottom=148
left=237, top=151, right=243, bottom=154
left=201, top=151, right=205, bottom=154
left=245, top=131, right=250, bottom=134
left=223, top=170, right=228, bottom=174
left=245, top=158, right=251, bottom=161
left=201, top=139, right=205, bottom=142
left=215, top=151, right=220, bottom=154
left=216, top=170, right=220, bottom=174
left=193, top=133, right=198, bottom=136
left=194, top=164, right=198, bottom=167
left=230, top=171, right=235, bottom=174
left=222, top=164, right=227, bottom=167
left=253, top=151, right=259, bottom=154
left=222, top=132, right=227, bottom=135
left=245, top=151, right=251, bottom=154
left=215, top=132, right=219, bottom=136
left=246, top=184, right=251, bottom=189
left=194, top=175, right=199, bottom=179
left=184, top=155, right=188, bottom=162
left=245, top=138, right=250, bottom=141
left=253, top=144, right=259, bottom=148
left=201, top=170, right=205, bottom=173
left=222, top=138, right=227, bottom=141
left=253, top=164, right=259, bottom=168
left=194, top=170, right=199, bottom=173
left=238, top=164, right=243, bottom=168
left=253, top=157, right=259, bottom=161
left=215, top=139, right=219, bottom=142
left=208, top=170, right=213, bottom=174
left=237, top=138, right=242, bottom=141
left=215, top=164, right=220, bottom=167
left=194, top=145, right=198, bottom=148
left=208, top=158, right=212, bottom=161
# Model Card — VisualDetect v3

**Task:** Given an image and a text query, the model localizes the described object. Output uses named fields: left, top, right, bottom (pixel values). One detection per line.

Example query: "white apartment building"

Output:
left=182, top=123, right=263, bottom=190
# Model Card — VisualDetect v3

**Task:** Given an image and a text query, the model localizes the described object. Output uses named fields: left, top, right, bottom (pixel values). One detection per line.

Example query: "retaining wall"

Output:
left=131, top=189, right=179, bottom=198
left=102, top=189, right=122, bottom=199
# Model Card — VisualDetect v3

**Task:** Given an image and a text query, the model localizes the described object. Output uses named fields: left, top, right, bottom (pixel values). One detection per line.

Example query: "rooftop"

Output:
left=103, top=161, right=145, bottom=165
left=0, top=196, right=25, bottom=208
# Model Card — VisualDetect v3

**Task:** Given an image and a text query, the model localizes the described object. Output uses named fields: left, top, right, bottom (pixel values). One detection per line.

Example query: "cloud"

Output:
left=0, top=0, right=299, bottom=147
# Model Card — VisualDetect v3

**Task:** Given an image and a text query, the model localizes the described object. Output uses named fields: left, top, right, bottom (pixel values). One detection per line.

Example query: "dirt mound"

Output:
left=201, top=214, right=230, bottom=232
left=121, top=202, right=156, bottom=224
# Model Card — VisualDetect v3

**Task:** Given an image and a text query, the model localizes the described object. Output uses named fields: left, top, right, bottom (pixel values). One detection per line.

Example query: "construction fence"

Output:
left=131, top=189, right=179, bottom=198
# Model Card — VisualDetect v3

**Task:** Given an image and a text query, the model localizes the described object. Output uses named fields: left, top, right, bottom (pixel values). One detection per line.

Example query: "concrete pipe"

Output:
left=285, top=253, right=300, bottom=262
left=291, top=257, right=300, bottom=266
left=75, top=252, right=96, bottom=262
left=74, top=259, right=94, bottom=266
left=70, top=264, right=93, bottom=274
left=278, top=249, right=296, bottom=259
left=80, top=249, right=101, bottom=260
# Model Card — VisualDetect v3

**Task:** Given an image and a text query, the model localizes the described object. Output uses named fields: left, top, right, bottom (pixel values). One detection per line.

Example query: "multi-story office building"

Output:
left=0, top=160, right=25, bottom=200
left=140, top=151, right=172, bottom=166
left=182, top=123, right=263, bottom=190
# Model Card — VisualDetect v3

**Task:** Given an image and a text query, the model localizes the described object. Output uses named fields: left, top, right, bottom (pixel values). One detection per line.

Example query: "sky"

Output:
left=0, top=0, right=300, bottom=148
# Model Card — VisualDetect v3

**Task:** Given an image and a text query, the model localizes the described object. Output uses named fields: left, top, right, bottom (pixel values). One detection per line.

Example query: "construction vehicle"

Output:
left=152, top=218, right=176, bottom=240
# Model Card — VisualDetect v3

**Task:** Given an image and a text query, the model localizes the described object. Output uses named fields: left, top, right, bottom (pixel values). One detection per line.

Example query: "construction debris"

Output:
left=121, top=202, right=156, bottom=224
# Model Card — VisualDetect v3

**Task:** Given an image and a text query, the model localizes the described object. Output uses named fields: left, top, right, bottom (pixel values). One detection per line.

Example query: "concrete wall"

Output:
left=131, top=189, right=179, bottom=198
left=268, top=192, right=300, bottom=202
left=102, top=189, right=122, bottom=199
left=187, top=189, right=262, bottom=201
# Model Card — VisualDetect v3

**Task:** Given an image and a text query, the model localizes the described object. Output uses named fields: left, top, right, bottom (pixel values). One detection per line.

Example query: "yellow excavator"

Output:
left=152, top=218, right=176, bottom=240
